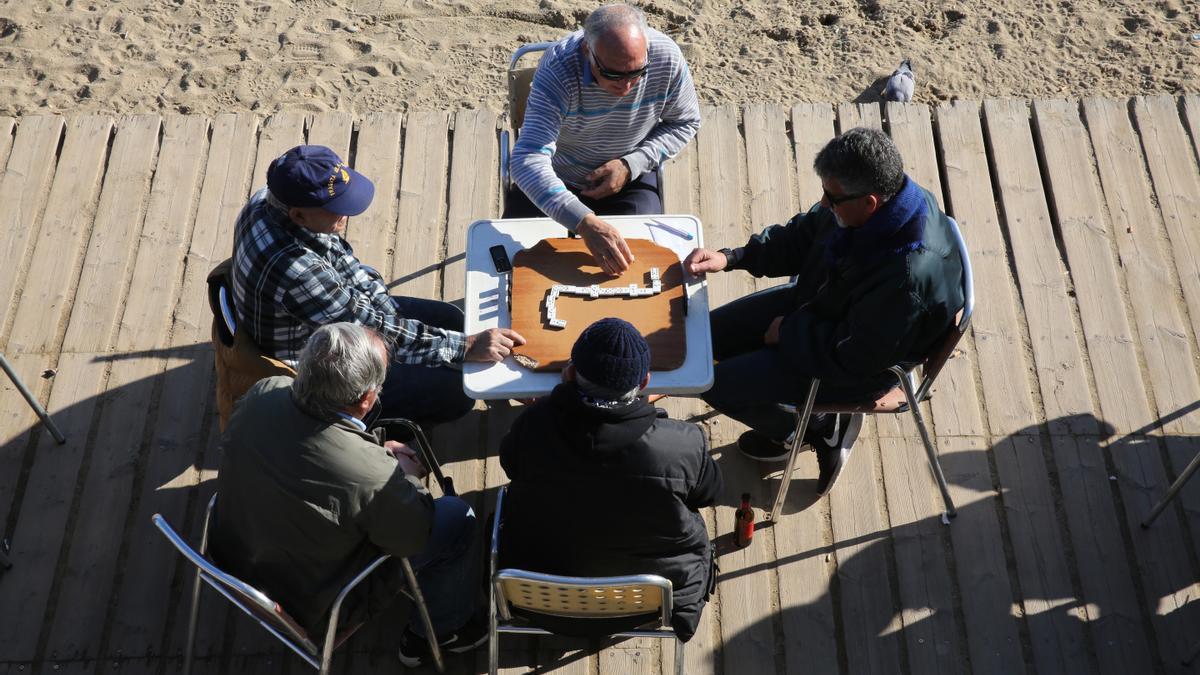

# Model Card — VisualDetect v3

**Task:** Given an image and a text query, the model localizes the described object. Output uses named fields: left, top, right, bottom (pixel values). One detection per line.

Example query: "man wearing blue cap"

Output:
left=498, top=318, right=721, bottom=642
left=232, top=145, right=525, bottom=426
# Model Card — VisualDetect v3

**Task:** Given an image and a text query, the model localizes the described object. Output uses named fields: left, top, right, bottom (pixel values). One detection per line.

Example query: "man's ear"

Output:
left=864, top=194, right=882, bottom=215
left=288, top=207, right=307, bottom=226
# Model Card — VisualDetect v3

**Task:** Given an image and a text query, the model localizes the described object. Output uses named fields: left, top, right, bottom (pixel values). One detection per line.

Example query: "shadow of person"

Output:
left=715, top=411, right=1200, bottom=674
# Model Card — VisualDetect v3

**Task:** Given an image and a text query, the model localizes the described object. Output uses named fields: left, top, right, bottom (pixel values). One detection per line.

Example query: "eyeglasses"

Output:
left=822, top=187, right=865, bottom=206
left=589, top=50, right=648, bottom=82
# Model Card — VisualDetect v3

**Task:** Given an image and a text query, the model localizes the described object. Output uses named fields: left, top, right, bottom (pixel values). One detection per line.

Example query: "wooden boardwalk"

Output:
left=1, top=96, right=1200, bottom=675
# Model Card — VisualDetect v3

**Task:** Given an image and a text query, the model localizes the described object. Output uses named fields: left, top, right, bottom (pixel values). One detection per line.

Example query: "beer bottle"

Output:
left=735, top=492, right=754, bottom=547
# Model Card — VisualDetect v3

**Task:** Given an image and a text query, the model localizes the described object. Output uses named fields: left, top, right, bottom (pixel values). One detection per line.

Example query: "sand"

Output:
left=0, top=0, right=1196, bottom=117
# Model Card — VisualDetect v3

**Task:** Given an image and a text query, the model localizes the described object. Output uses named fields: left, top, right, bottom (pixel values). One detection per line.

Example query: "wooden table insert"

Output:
left=511, top=238, right=687, bottom=371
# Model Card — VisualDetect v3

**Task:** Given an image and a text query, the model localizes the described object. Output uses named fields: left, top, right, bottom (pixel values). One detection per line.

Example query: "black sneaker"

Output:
left=738, top=430, right=792, bottom=462
left=813, top=413, right=863, bottom=496
left=397, top=611, right=488, bottom=667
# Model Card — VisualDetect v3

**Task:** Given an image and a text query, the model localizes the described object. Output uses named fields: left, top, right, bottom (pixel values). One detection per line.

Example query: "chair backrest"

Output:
left=507, top=42, right=555, bottom=133
left=490, top=486, right=673, bottom=628
left=153, top=497, right=321, bottom=658
left=914, top=216, right=975, bottom=399
left=206, top=258, right=239, bottom=347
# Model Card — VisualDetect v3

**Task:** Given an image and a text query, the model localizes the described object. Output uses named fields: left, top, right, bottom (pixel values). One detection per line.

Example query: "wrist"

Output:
left=717, top=247, right=742, bottom=270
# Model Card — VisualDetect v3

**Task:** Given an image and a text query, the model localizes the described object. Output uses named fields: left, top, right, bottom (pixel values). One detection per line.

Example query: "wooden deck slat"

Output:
left=0, top=114, right=161, bottom=662
left=938, top=436, right=1027, bottom=675
left=743, top=103, right=795, bottom=293
left=772, top=101, right=839, bottom=675
left=249, top=112, right=307, bottom=197
left=936, top=101, right=1039, bottom=437
left=1183, top=95, right=1200, bottom=164
left=0, top=115, right=64, bottom=339
left=307, top=111, right=352, bottom=159
left=887, top=101, right=985, bottom=438
left=42, top=114, right=209, bottom=663
left=390, top=111, right=450, bottom=296
left=345, top=112, right=402, bottom=273
left=983, top=98, right=1096, bottom=434
left=1033, top=99, right=1152, bottom=434
left=697, top=104, right=773, bottom=675
left=0, top=117, right=15, bottom=166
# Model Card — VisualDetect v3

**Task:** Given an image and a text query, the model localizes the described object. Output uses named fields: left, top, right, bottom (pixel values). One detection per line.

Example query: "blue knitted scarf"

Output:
left=825, top=175, right=927, bottom=265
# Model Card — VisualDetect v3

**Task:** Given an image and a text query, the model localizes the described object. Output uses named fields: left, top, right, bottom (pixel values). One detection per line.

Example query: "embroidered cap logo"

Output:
left=327, top=163, right=351, bottom=197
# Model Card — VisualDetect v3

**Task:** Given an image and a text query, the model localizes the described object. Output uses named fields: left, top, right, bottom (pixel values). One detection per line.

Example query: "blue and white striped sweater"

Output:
left=511, top=28, right=701, bottom=228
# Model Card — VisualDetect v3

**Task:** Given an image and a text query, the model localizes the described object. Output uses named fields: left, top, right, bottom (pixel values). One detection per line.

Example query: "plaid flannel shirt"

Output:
left=232, top=188, right=467, bottom=366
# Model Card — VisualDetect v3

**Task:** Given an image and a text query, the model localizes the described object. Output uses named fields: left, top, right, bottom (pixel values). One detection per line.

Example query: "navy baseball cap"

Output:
left=266, top=145, right=375, bottom=216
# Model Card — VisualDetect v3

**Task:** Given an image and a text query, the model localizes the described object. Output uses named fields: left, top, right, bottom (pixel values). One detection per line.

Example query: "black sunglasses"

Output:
left=823, top=187, right=865, bottom=206
left=589, top=50, right=648, bottom=82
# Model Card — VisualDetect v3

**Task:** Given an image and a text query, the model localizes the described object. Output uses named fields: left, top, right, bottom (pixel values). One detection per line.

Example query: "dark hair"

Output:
left=813, top=127, right=905, bottom=201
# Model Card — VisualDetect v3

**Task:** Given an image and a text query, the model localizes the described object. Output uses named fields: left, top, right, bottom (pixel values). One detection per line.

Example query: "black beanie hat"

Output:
left=570, top=317, right=651, bottom=392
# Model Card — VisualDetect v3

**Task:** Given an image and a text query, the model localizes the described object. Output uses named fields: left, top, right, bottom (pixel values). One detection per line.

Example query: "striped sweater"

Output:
left=510, top=28, right=701, bottom=228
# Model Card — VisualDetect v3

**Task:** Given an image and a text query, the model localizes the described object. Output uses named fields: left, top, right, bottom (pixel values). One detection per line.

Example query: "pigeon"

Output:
left=883, top=59, right=915, bottom=102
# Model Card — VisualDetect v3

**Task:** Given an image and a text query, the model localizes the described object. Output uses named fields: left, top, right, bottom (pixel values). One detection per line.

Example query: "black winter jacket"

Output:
left=498, top=383, right=722, bottom=641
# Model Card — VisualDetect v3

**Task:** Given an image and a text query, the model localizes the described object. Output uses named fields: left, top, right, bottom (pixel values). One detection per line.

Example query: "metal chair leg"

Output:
left=1142, top=446, right=1200, bottom=528
left=674, top=637, right=685, bottom=675
left=401, top=558, right=445, bottom=673
left=900, top=376, right=956, bottom=519
left=488, top=580, right=500, bottom=675
left=0, top=352, right=66, bottom=444
left=769, top=380, right=819, bottom=522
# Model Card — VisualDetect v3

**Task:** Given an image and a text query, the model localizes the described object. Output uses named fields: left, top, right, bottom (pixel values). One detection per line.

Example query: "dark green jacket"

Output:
left=211, top=376, right=434, bottom=633
left=731, top=186, right=964, bottom=394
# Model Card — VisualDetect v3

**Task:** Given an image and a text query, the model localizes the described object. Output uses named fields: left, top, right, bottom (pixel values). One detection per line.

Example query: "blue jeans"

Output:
left=502, top=171, right=662, bottom=219
left=380, top=296, right=474, bottom=426
left=701, top=285, right=886, bottom=441
left=408, top=496, right=479, bottom=637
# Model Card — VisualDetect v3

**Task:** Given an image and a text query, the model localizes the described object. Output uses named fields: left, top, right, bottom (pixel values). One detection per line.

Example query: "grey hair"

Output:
left=293, top=323, right=388, bottom=420
left=813, top=127, right=905, bottom=201
left=584, top=4, right=649, bottom=48
left=575, top=371, right=641, bottom=407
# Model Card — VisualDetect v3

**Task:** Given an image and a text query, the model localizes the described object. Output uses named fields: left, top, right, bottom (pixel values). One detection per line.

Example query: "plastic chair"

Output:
left=768, top=217, right=975, bottom=522
left=154, top=494, right=444, bottom=674
left=487, top=486, right=685, bottom=675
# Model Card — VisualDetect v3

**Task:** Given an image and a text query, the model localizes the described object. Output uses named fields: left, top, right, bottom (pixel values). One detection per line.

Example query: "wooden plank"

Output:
left=443, top=109, right=497, bottom=305
left=935, top=101, right=1039, bottom=437
left=0, top=352, right=51, bottom=529
left=600, top=641, right=658, bottom=675
left=837, top=102, right=881, bottom=133
left=0, top=115, right=65, bottom=339
left=938, top=436, right=1026, bottom=675
left=0, top=115, right=161, bottom=661
left=0, top=117, right=14, bottom=172
left=1133, top=96, right=1200, bottom=380
left=772, top=101, right=839, bottom=675
left=306, top=111, right=352, bottom=158
left=1184, top=95, right=1200, bottom=165
left=42, top=115, right=209, bottom=661
left=0, top=116, right=111, bottom=553
left=345, top=112, right=403, bottom=273
left=791, top=103, right=835, bottom=207
left=536, top=636, right=592, bottom=674
left=60, top=114, right=163, bottom=353
left=991, top=434, right=1092, bottom=674
left=697, top=104, right=773, bottom=675
left=5, top=115, right=113, bottom=355
left=743, top=103, right=796, bottom=292
left=660, top=130, right=696, bottom=214
left=248, top=112, right=307, bottom=197
left=1032, top=99, right=1152, bottom=434
left=391, top=111, right=450, bottom=297
left=982, top=98, right=1097, bottom=435
left=1082, top=97, right=1200, bottom=435
left=877, top=437, right=962, bottom=674
left=1050, top=434, right=1156, bottom=675
left=886, top=102, right=984, bottom=438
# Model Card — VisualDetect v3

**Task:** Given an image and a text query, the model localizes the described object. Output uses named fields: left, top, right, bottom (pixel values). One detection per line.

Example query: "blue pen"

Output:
left=648, top=219, right=694, bottom=241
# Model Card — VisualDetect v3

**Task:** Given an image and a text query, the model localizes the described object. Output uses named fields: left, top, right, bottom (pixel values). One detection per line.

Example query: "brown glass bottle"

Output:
left=735, top=492, right=754, bottom=547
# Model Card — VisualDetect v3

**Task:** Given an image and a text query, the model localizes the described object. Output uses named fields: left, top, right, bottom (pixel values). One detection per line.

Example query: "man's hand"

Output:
left=764, top=316, right=783, bottom=345
left=464, top=328, right=527, bottom=362
left=577, top=213, right=634, bottom=275
left=386, top=440, right=427, bottom=478
left=684, top=247, right=729, bottom=277
left=580, top=159, right=631, bottom=200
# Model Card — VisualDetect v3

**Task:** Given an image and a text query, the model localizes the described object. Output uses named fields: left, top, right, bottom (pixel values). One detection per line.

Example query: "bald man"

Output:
left=505, top=4, right=701, bottom=275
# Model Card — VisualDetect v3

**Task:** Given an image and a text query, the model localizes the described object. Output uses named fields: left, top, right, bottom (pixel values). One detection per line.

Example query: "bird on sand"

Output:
left=883, top=59, right=914, bottom=102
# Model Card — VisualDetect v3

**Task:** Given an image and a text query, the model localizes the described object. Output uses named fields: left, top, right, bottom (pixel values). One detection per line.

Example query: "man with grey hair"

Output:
left=498, top=318, right=721, bottom=642
left=212, top=323, right=487, bottom=667
left=505, top=3, right=701, bottom=275
left=684, top=127, right=964, bottom=496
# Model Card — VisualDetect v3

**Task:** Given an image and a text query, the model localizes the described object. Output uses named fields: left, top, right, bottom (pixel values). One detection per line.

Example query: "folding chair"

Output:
left=154, top=494, right=445, bottom=674
left=498, top=41, right=665, bottom=210
left=0, top=352, right=66, bottom=445
left=768, top=217, right=975, bottom=522
left=487, top=486, right=685, bottom=675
